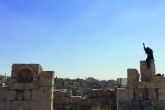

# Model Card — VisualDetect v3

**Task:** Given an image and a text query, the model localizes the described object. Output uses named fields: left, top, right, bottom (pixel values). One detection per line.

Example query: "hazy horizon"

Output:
left=0, top=1, right=165, bottom=80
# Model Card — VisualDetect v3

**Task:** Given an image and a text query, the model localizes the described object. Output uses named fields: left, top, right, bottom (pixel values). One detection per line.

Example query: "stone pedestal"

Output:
left=140, top=60, right=156, bottom=81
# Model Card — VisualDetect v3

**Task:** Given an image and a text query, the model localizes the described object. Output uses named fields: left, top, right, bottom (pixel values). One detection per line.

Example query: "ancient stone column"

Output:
left=140, top=60, right=156, bottom=81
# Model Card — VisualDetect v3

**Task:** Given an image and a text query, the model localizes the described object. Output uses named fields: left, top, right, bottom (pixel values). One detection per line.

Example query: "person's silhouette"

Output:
left=143, top=43, right=154, bottom=69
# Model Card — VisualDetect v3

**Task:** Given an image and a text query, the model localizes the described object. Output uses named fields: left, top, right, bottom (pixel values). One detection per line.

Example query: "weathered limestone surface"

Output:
left=137, top=82, right=146, bottom=88
left=146, top=82, right=155, bottom=88
left=135, top=89, right=142, bottom=100
left=69, top=96, right=81, bottom=104
left=8, top=83, right=24, bottom=90
left=0, top=64, right=55, bottom=110
left=117, top=88, right=133, bottom=101
left=117, top=60, right=165, bottom=110
left=151, top=76, right=163, bottom=82
left=141, top=100, right=151, bottom=106
left=158, top=89, right=165, bottom=100
left=5, top=101, right=12, bottom=110
left=127, top=82, right=136, bottom=89
left=141, top=77, right=151, bottom=82
left=17, top=91, right=24, bottom=101
left=32, top=87, right=53, bottom=101
left=24, top=90, right=32, bottom=101
left=6, top=89, right=17, bottom=101
left=117, top=101, right=132, bottom=110
left=132, top=101, right=140, bottom=108
left=25, top=83, right=39, bottom=89
left=148, top=89, right=157, bottom=100
left=39, top=71, right=54, bottom=87
left=40, top=101, right=53, bottom=110
left=12, top=101, right=29, bottom=110
left=0, top=87, right=6, bottom=101
left=127, top=69, right=139, bottom=82
left=0, top=101, right=5, bottom=110
left=140, top=60, right=155, bottom=78
left=11, top=64, right=42, bottom=78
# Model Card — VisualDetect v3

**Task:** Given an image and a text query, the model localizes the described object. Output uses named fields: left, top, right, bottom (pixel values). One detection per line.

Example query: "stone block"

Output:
left=161, top=100, right=165, bottom=109
left=40, top=101, right=53, bottom=110
left=117, top=101, right=132, bottom=110
left=135, top=89, right=147, bottom=100
left=161, top=80, right=165, bottom=88
left=0, top=87, right=6, bottom=101
left=117, top=88, right=133, bottom=101
left=8, top=83, right=24, bottom=90
left=117, top=88, right=128, bottom=101
left=5, top=101, right=12, bottom=110
left=24, top=90, right=32, bottom=101
left=54, top=90, right=61, bottom=97
left=61, top=97, right=70, bottom=104
left=140, top=60, right=156, bottom=77
left=29, top=101, right=40, bottom=110
left=141, top=76, right=151, bottom=82
left=132, top=101, right=140, bottom=108
left=69, top=96, right=81, bottom=104
left=6, top=89, right=17, bottom=101
left=127, top=69, right=139, bottom=82
left=32, top=101, right=52, bottom=110
left=0, top=101, right=5, bottom=110
left=135, top=89, right=143, bottom=100
left=157, top=89, right=165, bottom=100
left=65, top=90, right=72, bottom=97
left=11, top=64, right=42, bottom=78
left=12, top=101, right=29, bottom=110
left=148, top=88, right=157, bottom=100
left=146, top=82, right=155, bottom=88
left=128, top=89, right=134, bottom=100
left=32, top=87, right=53, bottom=101
left=17, top=90, right=24, bottom=101
left=141, top=100, right=151, bottom=106
left=154, top=81, right=161, bottom=88
left=60, top=91, right=66, bottom=97
left=137, top=82, right=146, bottom=88
left=151, top=76, right=163, bottom=82
left=39, top=71, right=54, bottom=87
left=53, top=97, right=62, bottom=104
left=24, top=83, right=39, bottom=89
left=127, top=82, right=136, bottom=89
left=79, top=99, right=91, bottom=105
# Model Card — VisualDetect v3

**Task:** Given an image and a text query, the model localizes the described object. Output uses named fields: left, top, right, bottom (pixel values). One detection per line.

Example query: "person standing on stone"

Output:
left=143, top=43, right=154, bottom=69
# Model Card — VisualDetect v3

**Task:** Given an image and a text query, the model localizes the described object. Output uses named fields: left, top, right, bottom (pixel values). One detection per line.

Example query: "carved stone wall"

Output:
left=116, top=60, right=165, bottom=110
left=53, top=88, right=115, bottom=110
left=0, top=64, right=54, bottom=110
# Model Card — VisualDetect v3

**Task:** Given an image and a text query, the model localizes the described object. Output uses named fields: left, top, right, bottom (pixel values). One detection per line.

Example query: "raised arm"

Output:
left=143, top=43, right=147, bottom=53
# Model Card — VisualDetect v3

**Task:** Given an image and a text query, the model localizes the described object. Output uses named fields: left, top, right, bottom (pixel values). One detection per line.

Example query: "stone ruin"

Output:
left=0, top=64, right=54, bottom=110
left=116, top=60, right=165, bottom=110
left=54, top=88, right=115, bottom=110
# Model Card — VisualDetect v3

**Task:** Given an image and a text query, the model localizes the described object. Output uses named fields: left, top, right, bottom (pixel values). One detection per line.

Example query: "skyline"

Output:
left=0, top=1, right=165, bottom=80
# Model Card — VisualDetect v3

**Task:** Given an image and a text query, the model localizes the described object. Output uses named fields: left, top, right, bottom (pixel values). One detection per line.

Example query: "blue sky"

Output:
left=0, top=0, right=165, bottom=80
